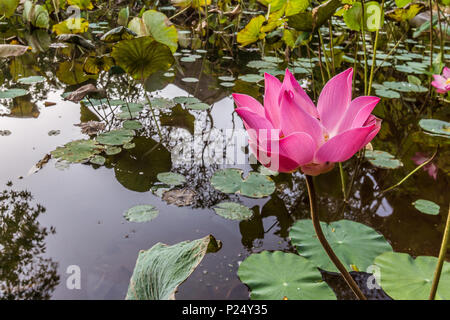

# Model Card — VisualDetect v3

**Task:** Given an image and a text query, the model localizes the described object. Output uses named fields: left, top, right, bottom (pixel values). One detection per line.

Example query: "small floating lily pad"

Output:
left=151, top=97, right=176, bottom=109
left=412, top=199, right=440, bottom=215
left=365, top=150, right=403, bottom=169
left=238, top=74, right=264, bottom=83
left=289, top=219, right=393, bottom=272
left=96, top=129, right=135, bottom=146
left=211, top=168, right=275, bottom=198
left=124, top=204, right=159, bottom=223
left=0, top=88, right=28, bottom=99
left=374, top=252, right=450, bottom=300
left=238, top=251, right=336, bottom=300
left=185, top=102, right=210, bottom=110
left=213, top=202, right=253, bottom=221
left=375, top=89, right=400, bottom=99
left=90, top=155, right=106, bottom=165
left=419, top=119, right=450, bottom=137
left=123, top=120, right=143, bottom=130
left=157, top=172, right=186, bottom=186
left=18, top=76, right=46, bottom=84
left=181, top=77, right=199, bottom=83
left=105, top=146, right=122, bottom=155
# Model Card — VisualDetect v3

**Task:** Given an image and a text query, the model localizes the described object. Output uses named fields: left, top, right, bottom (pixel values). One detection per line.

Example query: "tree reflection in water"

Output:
left=0, top=188, right=59, bottom=299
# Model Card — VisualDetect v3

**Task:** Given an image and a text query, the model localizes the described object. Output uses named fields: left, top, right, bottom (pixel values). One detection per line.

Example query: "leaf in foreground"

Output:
left=126, top=235, right=221, bottom=300
left=238, top=251, right=336, bottom=300
left=374, top=251, right=450, bottom=300
left=289, top=219, right=393, bottom=272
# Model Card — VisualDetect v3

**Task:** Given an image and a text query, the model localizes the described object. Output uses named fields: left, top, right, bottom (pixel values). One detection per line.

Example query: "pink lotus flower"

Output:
left=411, top=152, right=438, bottom=180
left=431, top=67, right=450, bottom=94
left=233, top=68, right=381, bottom=175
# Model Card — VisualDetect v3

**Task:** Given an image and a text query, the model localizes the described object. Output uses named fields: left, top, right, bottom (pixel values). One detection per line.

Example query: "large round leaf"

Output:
left=124, top=205, right=159, bottom=223
left=238, top=251, right=336, bottom=300
left=290, top=219, right=393, bottom=272
left=0, top=0, right=19, bottom=18
left=211, top=168, right=275, bottom=198
left=126, top=235, right=221, bottom=300
left=111, top=37, right=174, bottom=80
left=96, top=129, right=135, bottom=146
left=374, top=252, right=450, bottom=300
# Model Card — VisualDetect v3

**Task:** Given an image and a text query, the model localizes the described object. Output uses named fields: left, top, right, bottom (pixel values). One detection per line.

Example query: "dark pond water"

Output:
left=0, top=9, right=449, bottom=300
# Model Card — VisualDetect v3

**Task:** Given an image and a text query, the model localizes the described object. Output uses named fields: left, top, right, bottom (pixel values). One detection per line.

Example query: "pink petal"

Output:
left=315, top=124, right=375, bottom=163
left=362, top=116, right=381, bottom=146
left=279, top=89, right=324, bottom=146
left=300, top=162, right=335, bottom=176
left=263, top=73, right=282, bottom=128
left=432, top=75, right=446, bottom=90
left=235, top=108, right=273, bottom=131
left=250, top=140, right=301, bottom=172
left=443, top=66, right=450, bottom=79
left=232, top=93, right=265, bottom=117
left=278, top=69, right=319, bottom=118
left=335, top=96, right=380, bottom=134
left=317, top=68, right=353, bottom=133
left=278, top=132, right=315, bottom=166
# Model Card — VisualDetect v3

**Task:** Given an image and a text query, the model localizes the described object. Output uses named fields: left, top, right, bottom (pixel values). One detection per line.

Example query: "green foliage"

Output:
left=412, top=199, right=440, bottom=215
left=51, top=139, right=103, bottom=163
left=365, top=150, right=403, bottom=169
left=126, top=235, right=221, bottom=300
left=238, top=251, right=337, bottom=300
left=0, top=0, right=19, bottom=18
left=124, top=205, right=159, bottom=222
left=213, top=202, right=253, bottom=221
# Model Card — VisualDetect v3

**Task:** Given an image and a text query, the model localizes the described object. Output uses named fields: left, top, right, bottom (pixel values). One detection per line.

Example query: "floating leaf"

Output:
left=111, top=37, right=174, bottom=80
left=90, top=155, right=106, bottom=165
left=105, top=146, right=122, bottom=155
left=211, top=168, right=275, bottom=198
left=238, top=251, right=336, bottom=300
left=126, top=235, right=220, bottom=300
left=51, top=139, right=102, bottom=163
left=157, top=172, right=186, bottom=186
left=412, top=199, right=440, bottom=215
left=150, top=97, right=176, bottom=109
left=18, top=76, right=46, bottom=84
left=239, top=74, right=264, bottom=83
left=289, top=219, right=393, bottom=272
left=419, top=119, right=450, bottom=137
left=96, top=129, right=135, bottom=146
left=0, top=88, right=28, bottom=99
left=374, top=252, right=450, bottom=300
left=123, top=120, right=143, bottom=130
left=124, top=204, right=159, bottom=223
left=375, top=89, right=400, bottom=99
left=365, top=150, right=403, bottom=169
left=382, top=81, right=427, bottom=93
left=213, top=202, right=253, bottom=221
left=162, top=188, right=196, bottom=206
left=52, top=18, right=89, bottom=35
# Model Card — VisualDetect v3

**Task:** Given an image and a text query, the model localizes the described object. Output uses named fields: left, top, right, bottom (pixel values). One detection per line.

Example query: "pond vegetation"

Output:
left=0, top=0, right=449, bottom=300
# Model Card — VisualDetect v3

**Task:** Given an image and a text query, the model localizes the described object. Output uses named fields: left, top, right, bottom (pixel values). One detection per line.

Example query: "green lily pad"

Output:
left=181, top=77, right=199, bottom=83
left=289, top=219, right=393, bottom=272
left=0, top=88, right=28, bottom=99
left=365, top=150, right=403, bottom=169
left=375, top=89, right=401, bottom=99
left=124, top=204, right=159, bottom=223
left=220, top=82, right=235, bottom=87
left=382, top=81, right=427, bottom=93
left=211, top=168, right=275, bottom=198
left=123, top=142, right=135, bottom=149
left=186, top=102, right=210, bottom=110
left=141, top=10, right=178, bottom=53
left=156, top=172, right=186, bottom=186
left=117, top=103, right=144, bottom=120
left=419, top=119, right=450, bottom=137
left=18, top=76, right=46, bottom=84
left=90, top=155, right=106, bottom=165
left=238, top=251, right=336, bottom=300
left=0, top=0, right=19, bottom=18
left=412, top=199, right=440, bottom=215
left=111, top=37, right=174, bottom=80
left=96, top=129, right=135, bottom=146
left=238, top=74, right=264, bottom=83
left=123, top=120, right=143, bottom=130
left=213, top=202, right=253, bottom=221
left=374, top=252, right=450, bottom=300
left=51, top=139, right=103, bottom=163
left=126, top=235, right=221, bottom=300
left=105, top=146, right=122, bottom=155
left=247, top=60, right=277, bottom=69
left=150, top=97, right=176, bottom=109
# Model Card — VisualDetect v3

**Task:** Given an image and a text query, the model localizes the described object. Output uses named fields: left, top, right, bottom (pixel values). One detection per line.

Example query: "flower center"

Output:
left=446, top=78, right=450, bottom=85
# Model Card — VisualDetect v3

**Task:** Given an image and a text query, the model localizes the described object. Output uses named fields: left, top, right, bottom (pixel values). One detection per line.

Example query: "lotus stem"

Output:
left=305, top=175, right=367, bottom=300
left=367, top=0, right=384, bottom=96
left=429, top=207, right=450, bottom=300
left=339, top=162, right=347, bottom=201
left=360, top=0, right=368, bottom=95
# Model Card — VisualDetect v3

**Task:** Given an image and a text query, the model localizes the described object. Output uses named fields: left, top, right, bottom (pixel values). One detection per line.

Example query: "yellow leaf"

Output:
left=237, top=15, right=266, bottom=47
left=52, top=18, right=89, bottom=35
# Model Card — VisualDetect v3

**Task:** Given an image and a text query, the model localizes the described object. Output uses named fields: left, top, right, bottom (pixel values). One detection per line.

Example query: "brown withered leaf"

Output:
left=162, top=188, right=196, bottom=207
left=74, top=121, right=106, bottom=136
left=65, top=84, right=105, bottom=103
left=28, top=153, right=51, bottom=175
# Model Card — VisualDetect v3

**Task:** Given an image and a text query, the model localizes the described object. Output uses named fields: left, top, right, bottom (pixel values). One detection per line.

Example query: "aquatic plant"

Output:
left=431, top=67, right=450, bottom=94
